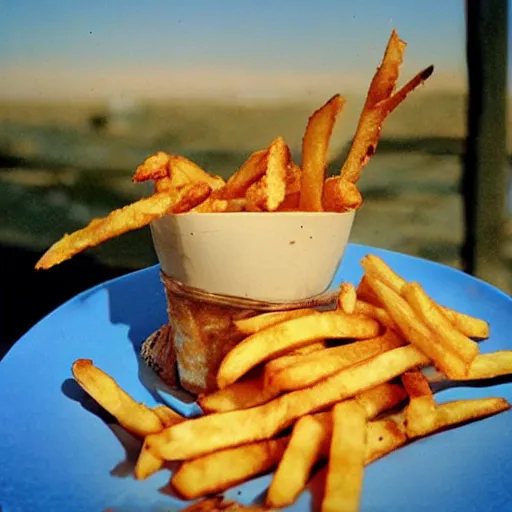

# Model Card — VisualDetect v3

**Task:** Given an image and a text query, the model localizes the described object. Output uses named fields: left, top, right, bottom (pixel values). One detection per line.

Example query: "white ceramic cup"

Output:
left=150, top=211, right=355, bottom=302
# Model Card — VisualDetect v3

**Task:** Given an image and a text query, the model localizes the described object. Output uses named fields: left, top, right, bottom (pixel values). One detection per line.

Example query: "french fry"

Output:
left=191, top=198, right=247, bottom=213
left=356, top=275, right=381, bottom=305
left=364, top=276, right=468, bottom=379
left=360, top=254, right=407, bottom=291
left=146, top=346, right=428, bottom=461
left=71, top=359, right=163, bottom=437
left=285, top=163, right=303, bottom=195
left=402, top=282, right=479, bottom=365
left=217, top=311, right=380, bottom=389
left=167, top=154, right=225, bottom=191
left=322, top=177, right=363, bottom=212
left=275, top=192, right=300, bottom=211
left=299, top=94, right=345, bottom=211
left=365, top=416, right=407, bottom=464
left=171, top=437, right=289, bottom=499
left=361, top=254, right=489, bottom=339
left=132, top=151, right=170, bottom=182
left=337, top=282, right=357, bottom=314
left=199, top=343, right=326, bottom=414
left=198, top=376, right=280, bottom=413
left=262, top=340, right=328, bottom=376
left=218, top=149, right=268, bottom=199
left=35, top=184, right=211, bottom=270
left=354, top=300, right=396, bottom=330
left=185, top=384, right=406, bottom=505
left=265, top=330, right=406, bottom=393
left=322, top=401, right=367, bottom=512
left=407, top=397, right=510, bottom=439
left=134, top=443, right=164, bottom=480
left=401, top=371, right=436, bottom=438
left=268, top=390, right=407, bottom=509
left=245, top=137, right=290, bottom=212
left=340, top=30, right=434, bottom=184
left=234, top=308, right=318, bottom=336
left=467, top=351, right=512, bottom=379
left=355, top=381, right=407, bottom=419
left=266, top=415, right=325, bottom=508
left=289, top=341, right=327, bottom=355
left=152, top=405, right=185, bottom=427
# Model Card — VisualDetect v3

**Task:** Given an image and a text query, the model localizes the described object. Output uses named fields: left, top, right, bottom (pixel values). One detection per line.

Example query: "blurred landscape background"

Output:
left=1, top=0, right=511, bottom=353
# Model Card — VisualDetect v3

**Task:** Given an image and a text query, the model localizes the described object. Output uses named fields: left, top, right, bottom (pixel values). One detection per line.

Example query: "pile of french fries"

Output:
left=35, top=30, right=433, bottom=271
left=73, top=254, right=511, bottom=512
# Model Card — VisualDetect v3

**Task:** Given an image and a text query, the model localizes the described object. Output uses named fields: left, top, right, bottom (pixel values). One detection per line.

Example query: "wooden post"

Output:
left=462, top=0, right=509, bottom=290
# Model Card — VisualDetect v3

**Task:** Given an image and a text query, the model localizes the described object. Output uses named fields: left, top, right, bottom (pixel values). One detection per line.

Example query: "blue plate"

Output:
left=1, top=243, right=511, bottom=512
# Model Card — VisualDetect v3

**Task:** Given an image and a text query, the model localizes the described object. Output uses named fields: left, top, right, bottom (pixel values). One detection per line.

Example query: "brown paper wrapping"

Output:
left=145, top=271, right=340, bottom=395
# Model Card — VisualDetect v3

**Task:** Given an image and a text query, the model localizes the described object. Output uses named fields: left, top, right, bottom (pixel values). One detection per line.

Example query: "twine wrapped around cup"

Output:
left=141, top=271, right=341, bottom=396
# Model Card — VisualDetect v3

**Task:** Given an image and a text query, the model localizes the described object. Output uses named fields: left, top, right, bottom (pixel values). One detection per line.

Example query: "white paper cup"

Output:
left=150, top=211, right=355, bottom=302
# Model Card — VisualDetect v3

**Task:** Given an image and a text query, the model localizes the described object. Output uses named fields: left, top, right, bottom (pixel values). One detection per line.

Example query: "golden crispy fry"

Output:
left=354, top=300, right=396, bottom=330
left=35, top=184, right=211, bottom=270
left=168, top=154, right=225, bottom=191
left=322, top=401, right=367, bottom=512
left=322, top=177, right=363, bottom=212
left=365, top=30, right=406, bottom=107
left=268, top=399, right=407, bottom=508
left=217, top=312, right=380, bottom=389
left=361, top=254, right=489, bottom=339
left=171, top=437, right=289, bottom=499
left=299, top=94, right=346, bottom=211
left=265, top=330, right=405, bottom=393
left=218, top=149, right=268, bottom=199
left=152, top=405, right=185, bottom=427
left=262, top=341, right=327, bottom=377
left=132, top=151, right=170, bottom=182
left=407, top=397, right=510, bottom=439
left=275, top=192, right=300, bottom=211
left=245, top=137, right=290, bottom=211
left=401, top=370, right=436, bottom=438
left=185, top=386, right=406, bottom=506
left=355, top=382, right=407, bottom=419
left=285, top=163, right=303, bottom=195
left=234, top=308, right=318, bottom=335
left=198, top=375, right=279, bottom=414
left=266, top=415, right=325, bottom=508
left=361, top=254, right=407, bottom=290
left=467, top=351, right=512, bottom=379
left=71, top=359, right=163, bottom=437
left=356, top=275, right=381, bottom=305
left=146, top=346, right=428, bottom=461
left=337, top=282, right=357, bottom=314
left=402, top=283, right=479, bottom=366
left=441, top=309, right=489, bottom=340
left=365, top=276, right=468, bottom=379
left=340, top=34, right=433, bottom=184
left=365, top=416, right=407, bottom=464
left=338, top=30, right=405, bottom=183
left=134, top=443, right=164, bottom=480
left=191, top=197, right=247, bottom=213
left=289, top=340, right=326, bottom=355
left=153, top=173, right=190, bottom=192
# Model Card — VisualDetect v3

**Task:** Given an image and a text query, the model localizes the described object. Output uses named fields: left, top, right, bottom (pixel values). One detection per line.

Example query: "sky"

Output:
left=0, top=0, right=504, bottom=100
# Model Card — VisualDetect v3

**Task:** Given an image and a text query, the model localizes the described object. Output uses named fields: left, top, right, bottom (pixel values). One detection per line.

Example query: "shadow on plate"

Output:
left=76, top=266, right=200, bottom=415
left=61, top=377, right=144, bottom=477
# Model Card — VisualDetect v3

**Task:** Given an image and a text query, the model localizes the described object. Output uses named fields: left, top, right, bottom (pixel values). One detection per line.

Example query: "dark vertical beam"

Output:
left=462, top=0, right=508, bottom=289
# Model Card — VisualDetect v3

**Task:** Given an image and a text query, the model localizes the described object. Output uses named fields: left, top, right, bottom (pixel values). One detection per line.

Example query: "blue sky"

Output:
left=0, top=0, right=503, bottom=100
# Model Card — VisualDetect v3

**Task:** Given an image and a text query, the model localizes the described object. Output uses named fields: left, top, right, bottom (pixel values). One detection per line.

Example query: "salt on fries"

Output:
left=36, top=28, right=432, bottom=272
